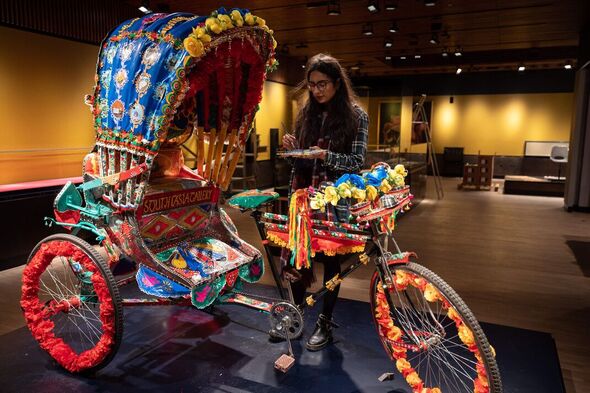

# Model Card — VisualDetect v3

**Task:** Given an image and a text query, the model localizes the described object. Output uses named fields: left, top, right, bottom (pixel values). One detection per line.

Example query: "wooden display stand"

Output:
left=459, top=154, right=494, bottom=190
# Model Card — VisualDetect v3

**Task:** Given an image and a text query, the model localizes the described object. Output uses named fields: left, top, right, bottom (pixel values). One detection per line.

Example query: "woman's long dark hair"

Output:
left=293, top=54, right=359, bottom=152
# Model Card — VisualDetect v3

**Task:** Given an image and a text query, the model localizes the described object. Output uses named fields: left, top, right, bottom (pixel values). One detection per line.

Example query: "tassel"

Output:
left=287, top=189, right=312, bottom=270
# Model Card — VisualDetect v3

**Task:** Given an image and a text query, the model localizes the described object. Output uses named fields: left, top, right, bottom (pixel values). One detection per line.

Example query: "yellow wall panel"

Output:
left=367, top=93, right=573, bottom=156
left=255, top=80, right=293, bottom=160
left=0, top=27, right=98, bottom=184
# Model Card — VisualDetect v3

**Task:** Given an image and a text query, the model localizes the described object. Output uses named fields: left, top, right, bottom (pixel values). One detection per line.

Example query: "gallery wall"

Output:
left=366, top=92, right=574, bottom=156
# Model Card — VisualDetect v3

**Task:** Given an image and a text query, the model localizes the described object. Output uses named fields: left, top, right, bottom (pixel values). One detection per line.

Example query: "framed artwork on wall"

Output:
left=378, top=101, right=402, bottom=147
left=411, top=100, right=432, bottom=145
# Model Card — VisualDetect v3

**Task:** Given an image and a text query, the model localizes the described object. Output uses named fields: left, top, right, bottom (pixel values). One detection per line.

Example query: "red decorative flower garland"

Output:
left=21, top=241, right=116, bottom=373
left=373, top=269, right=491, bottom=393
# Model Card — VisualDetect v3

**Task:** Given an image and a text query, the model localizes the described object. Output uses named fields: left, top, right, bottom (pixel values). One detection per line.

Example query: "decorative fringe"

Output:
left=323, top=244, right=365, bottom=256
left=287, top=189, right=312, bottom=270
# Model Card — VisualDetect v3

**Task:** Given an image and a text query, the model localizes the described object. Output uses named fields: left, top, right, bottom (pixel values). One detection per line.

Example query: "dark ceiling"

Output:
left=1, top=0, right=588, bottom=78
left=164, top=0, right=588, bottom=76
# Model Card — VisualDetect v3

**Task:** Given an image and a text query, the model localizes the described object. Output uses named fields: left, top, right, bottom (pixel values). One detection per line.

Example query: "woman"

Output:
left=280, top=53, right=368, bottom=351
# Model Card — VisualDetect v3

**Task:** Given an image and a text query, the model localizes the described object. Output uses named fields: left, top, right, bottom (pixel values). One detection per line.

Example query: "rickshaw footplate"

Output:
left=274, top=354, right=295, bottom=373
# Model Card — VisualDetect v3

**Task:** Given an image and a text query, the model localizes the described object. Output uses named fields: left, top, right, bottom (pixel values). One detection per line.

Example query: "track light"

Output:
left=384, top=0, right=398, bottom=10
left=138, top=0, right=151, bottom=14
left=442, top=48, right=448, bottom=57
left=327, top=0, right=341, bottom=15
left=367, top=0, right=379, bottom=13
left=384, top=39, right=393, bottom=48
left=385, top=55, right=392, bottom=61
left=429, top=33, right=439, bottom=45
left=564, top=61, right=572, bottom=70
left=424, top=0, right=436, bottom=6
left=454, top=47, right=462, bottom=56
left=414, top=54, right=421, bottom=59
left=389, top=21, right=399, bottom=33
left=518, top=65, right=525, bottom=72
left=456, top=67, right=462, bottom=75
left=400, top=56, right=407, bottom=60
left=362, top=23, right=374, bottom=36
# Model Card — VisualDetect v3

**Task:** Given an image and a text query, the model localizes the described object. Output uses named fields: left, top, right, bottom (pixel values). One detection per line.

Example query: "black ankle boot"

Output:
left=306, top=314, right=337, bottom=351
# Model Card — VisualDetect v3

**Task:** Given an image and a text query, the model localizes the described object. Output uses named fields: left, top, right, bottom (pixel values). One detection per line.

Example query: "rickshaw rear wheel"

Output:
left=21, top=234, right=123, bottom=374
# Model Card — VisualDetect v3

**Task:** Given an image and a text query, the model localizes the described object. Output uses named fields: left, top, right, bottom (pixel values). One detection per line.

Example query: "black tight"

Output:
left=290, top=253, right=342, bottom=319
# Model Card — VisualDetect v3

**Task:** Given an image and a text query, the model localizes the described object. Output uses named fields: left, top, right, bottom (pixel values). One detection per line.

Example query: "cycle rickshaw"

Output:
left=20, top=8, right=501, bottom=393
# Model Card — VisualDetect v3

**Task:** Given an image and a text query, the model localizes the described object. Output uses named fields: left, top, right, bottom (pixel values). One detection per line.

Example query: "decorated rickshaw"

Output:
left=20, top=7, right=502, bottom=393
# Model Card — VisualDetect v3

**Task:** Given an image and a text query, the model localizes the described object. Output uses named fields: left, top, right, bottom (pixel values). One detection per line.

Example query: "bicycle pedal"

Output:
left=274, top=353, right=295, bottom=373
left=378, top=372, right=395, bottom=382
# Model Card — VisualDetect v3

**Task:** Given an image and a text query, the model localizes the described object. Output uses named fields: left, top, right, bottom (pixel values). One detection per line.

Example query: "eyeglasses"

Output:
left=307, top=79, right=332, bottom=92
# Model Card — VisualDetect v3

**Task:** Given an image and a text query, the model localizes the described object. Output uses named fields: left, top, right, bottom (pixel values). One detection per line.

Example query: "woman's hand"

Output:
left=306, top=146, right=327, bottom=160
left=282, top=134, right=298, bottom=150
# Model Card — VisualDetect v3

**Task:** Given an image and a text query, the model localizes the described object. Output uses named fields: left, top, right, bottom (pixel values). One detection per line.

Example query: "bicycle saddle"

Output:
left=227, top=189, right=279, bottom=210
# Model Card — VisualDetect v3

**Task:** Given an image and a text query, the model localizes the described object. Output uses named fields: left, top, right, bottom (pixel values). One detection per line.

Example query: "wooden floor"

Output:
left=1, top=177, right=589, bottom=392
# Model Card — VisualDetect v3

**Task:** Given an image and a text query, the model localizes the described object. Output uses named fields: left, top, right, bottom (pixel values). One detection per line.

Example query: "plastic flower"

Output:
left=380, top=179, right=392, bottom=193
left=394, top=164, right=407, bottom=177
left=349, top=174, right=366, bottom=189
left=184, top=36, right=204, bottom=57
left=351, top=187, right=366, bottom=201
left=337, top=182, right=352, bottom=198
left=309, top=193, right=326, bottom=212
left=205, top=17, right=222, bottom=34
left=335, top=174, right=350, bottom=187
left=244, top=13, right=255, bottom=25
left=217, top=14, right=233, bottom=30
left=392, top=173, right=405, bottom=187
left=324, top=186, right=340, bottom=206
left=395, top=358, right=411, bottom=373
left=366, top=185, right=378, bottom=201
left=256, top=16, right=266, bottom=27
left=230, top=9, right=244, bottom=27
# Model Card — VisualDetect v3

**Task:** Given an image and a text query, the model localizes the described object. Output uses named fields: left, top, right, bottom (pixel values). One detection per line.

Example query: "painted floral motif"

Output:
left=100, top=69, right=112, bottom=89
left=119, top=42, right=134, bottom=63
left=114, top=68, right=128, bottom=90
left=106, top=45, right=117, bottom=63
left=99, top=98, right=109, bottom=119
left=111, top=99, right=125, bottom=121
left=135, top=71, right=152, bottom=96
left=142, top=44, right=161, bottom=68
left=129, top=102, right=145, bottom=126
left=153, top=82, right=166, bottom=101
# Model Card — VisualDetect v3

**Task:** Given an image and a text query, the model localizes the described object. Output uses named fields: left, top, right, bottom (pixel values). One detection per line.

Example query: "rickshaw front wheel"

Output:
left=21, top=234, right=123, bottom=373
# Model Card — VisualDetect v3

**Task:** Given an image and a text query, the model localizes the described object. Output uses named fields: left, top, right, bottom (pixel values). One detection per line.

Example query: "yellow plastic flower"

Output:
left=393, top=173, right=405, bottom=186
left=458, top=325, right=475, bottom=346
left=184, top=36, right=204, bottom=57
left=366, top=185, right=378, bottom=201
left=380, top=179, right=392, bottom=193
left=395, top=358, right=411, bottom=373
left=218, top=14, right=233, bottom=30
left=256, top=16, right=266, bottom=27
left=394, top=164, right=408, bottom=177
left=230, top=10, right=244, bottom=27
left=406, top=371, right=422, bottom=387
left=272, top=37, right=277, bottom=49
left=423, top=283, right=440, bottom=302
left=205, top=17, right=222, bottom=34
left=324, top=186, right=340, bottom=206
left=351, top=187, right=366, bottom=201
left=337, top=182, right=352, bottom=198
left=244, top=13, right=255, bottom=26
left=310, top=193, right=326, bottom=212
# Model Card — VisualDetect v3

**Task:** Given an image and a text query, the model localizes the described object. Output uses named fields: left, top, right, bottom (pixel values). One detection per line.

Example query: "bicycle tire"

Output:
left=369, top=261, right=502, bottom=393
left=21, top=234, right=123, bottom=373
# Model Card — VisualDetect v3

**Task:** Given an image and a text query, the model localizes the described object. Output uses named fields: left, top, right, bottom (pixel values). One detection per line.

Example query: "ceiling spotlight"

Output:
left=424, top=0, right=436, bottom=6
left=367, top=0, right=379, bottom=13
left=389, top=21, right=399, bottom=33
left=385, top=55, right=392, bottom=60
left=429, top=33, right=439, bottom=45
left=518, top=65, right=526, bottom=72
left=350, top=65, right=361, bottom=71
left=327, top=0, right=341, bottom=15
left=385, top=0, right=398, bottom=10
left=442, top=48, right=449, bottom=57
left=138, top=0, right=151, bottom=14
left=400, top=56, right=407, bottom=60
left=454, top=47, right=462, bottom=56
left=384, top=39, right=393, bottom=48
left=564, top=61, right=573, bottom=70
left=414, top=54, right=421, bottom=59
left=362, top=23, right=374, bottom=36
left=456, top=67, right=462, bottom=75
